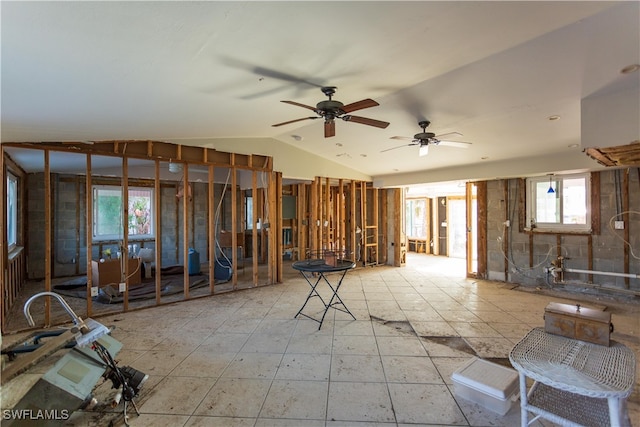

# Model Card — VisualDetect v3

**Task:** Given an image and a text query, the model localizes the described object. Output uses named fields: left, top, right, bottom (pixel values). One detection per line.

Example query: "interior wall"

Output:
left=24, top=174, right=236, bottom=280
left=485, top=168, right=640, bottom=293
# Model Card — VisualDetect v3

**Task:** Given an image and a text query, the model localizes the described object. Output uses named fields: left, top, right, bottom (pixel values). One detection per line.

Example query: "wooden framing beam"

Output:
left=122, top=157, right=130, bottom=310
left=252, top=171, right=259, bottom=285
left=231, top=167, right=238, bottom=289
left=183, top=164, right=190, bottom=297
left=155, top=159, right=163, bottom=303
left=44, top=150, right=51, bottom=325
left=85, top=154, right=93, bottom=316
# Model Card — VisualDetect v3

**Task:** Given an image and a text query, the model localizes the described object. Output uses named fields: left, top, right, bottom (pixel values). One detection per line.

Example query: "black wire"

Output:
left=93, top=341, right=131, bottom=399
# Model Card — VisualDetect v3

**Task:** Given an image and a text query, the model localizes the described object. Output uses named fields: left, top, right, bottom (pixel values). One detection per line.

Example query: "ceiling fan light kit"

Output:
left=382, top=119, right=471, bottom=156
left=273, top=86, right=390, bottom=138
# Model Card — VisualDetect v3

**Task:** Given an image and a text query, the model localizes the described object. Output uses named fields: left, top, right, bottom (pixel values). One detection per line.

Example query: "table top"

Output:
left=509, top=327, right=636, bottom=398
left=292, top=258, right=356, bottom=273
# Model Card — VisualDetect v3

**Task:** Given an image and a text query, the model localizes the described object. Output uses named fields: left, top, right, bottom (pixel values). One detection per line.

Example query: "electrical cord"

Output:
left=607, top=210, right=640, bottom=260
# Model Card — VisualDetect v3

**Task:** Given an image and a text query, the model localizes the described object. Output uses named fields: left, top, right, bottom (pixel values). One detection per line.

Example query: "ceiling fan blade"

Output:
left=419, top=145, right=429, bottom=156
left=380, top=143, right=418, bottom=153
left=281, top=100, right=317, bottom=112
left=434, top=131, right=463, bottom=140
left=272, top=117, right=318, bottom=127
left=438, top=140, right=472, bottom=148
left=390, top=136, right=414, bottom=141
left=343, top=115, right=390, bottom=129
left=324, top=120, right=335, bottom=138
left=341, top=98, right=379, bottom=113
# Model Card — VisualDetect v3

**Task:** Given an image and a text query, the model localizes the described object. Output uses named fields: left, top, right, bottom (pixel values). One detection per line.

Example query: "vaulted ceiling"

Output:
left=2, top=1, right=639, bottom=187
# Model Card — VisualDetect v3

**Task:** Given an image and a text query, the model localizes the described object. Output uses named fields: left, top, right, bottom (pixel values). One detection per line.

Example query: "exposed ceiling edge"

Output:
left=585, top=140, right=640, bottom=167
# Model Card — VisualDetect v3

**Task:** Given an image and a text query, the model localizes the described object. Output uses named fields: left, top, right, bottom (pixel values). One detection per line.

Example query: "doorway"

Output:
left=404, top=182, right=477, bottom=277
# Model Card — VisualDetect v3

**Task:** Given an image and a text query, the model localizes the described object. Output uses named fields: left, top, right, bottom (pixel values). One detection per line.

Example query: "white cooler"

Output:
left=451, top=357, right=519, bottom=415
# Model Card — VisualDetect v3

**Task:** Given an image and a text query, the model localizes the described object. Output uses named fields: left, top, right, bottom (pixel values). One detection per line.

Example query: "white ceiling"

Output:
left=2, top=1, right=639, bottom=186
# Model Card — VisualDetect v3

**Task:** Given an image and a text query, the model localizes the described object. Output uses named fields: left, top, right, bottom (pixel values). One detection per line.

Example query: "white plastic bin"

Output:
left=451, top=357, right=519, bottom=415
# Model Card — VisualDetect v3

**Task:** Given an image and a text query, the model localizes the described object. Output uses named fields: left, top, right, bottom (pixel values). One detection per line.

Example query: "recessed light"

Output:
left=621, top=64, right=640, bottom=74
left=548, top=115, right=560, bottom=121
left=336, top=143, right=343, bottom=147
left=568, top=143, right=579, bottom=148
left=291, top=135, right=303, bottom=141
left=360, top=154, right=367, bottom=157
left=481, top=156, right=489, bottom=160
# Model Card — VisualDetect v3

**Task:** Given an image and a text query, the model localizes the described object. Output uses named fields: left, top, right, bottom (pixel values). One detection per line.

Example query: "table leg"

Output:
left=519, top=373, right=528, bottom=427
left=321, top=270, right=356, bottom=321
left=294, top=271, right=328, bottom=328
left=607, top=397, right=627, bottom=427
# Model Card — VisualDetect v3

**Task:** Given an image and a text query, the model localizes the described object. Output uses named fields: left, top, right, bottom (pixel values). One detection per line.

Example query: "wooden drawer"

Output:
left=544, top=302, right=613, bottom=346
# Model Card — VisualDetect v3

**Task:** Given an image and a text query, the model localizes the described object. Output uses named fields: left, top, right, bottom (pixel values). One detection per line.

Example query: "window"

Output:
left=405, top=199, right=427, bottom=238
left=7, top=173, right=18, bottom=248
left=245, top=196, right=261, bottom=230
left=526, top=173, right=590, bottom=232
left=93, top=185, right=153, bottom=240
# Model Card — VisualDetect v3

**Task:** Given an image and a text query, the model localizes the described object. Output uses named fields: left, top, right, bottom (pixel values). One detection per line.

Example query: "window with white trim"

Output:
left=526, top=173, right=591, bottom=232
left=7, top=173, right=18, bottom=249
left=93, top=185, right=154, bottom=240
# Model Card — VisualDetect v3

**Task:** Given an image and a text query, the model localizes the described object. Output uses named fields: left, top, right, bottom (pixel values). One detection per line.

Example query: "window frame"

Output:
left=405, top=198, right=428, bottom=239
left=7, top=172, right=18, bottom=250
left=92, top=184, right=154, bottom=241
left=525, top=172, right=592, bottom=233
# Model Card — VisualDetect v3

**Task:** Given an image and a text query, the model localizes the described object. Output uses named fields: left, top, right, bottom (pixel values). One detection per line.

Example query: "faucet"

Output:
left=24, top=292, right=89, bottom=333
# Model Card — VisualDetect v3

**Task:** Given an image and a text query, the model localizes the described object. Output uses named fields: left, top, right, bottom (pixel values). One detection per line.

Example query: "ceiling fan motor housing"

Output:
left=316, top=100, right=345, bottom=116
left=415, top=132, right=436, bottom=141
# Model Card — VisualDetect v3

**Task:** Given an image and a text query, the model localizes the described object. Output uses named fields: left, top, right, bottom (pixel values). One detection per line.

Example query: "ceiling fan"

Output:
left=272, top=86, right=390, bottom=138
left=382, top=120, right=471, bottom=156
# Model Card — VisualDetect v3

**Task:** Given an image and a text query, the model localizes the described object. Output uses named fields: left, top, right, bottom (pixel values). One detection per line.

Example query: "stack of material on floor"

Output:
left=452, top=357, right=519, bottom=416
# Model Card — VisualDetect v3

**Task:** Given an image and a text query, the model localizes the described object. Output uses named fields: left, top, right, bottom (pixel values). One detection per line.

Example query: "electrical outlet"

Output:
left=614, top=221, right=624, bottom=230
left=91, top=287, right=98, bottom=297
left=119, top=282, right=126, bottom=292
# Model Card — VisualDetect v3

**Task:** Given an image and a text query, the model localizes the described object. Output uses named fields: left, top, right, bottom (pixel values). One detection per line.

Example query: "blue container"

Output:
left=188, top=248, right=200, bottom=275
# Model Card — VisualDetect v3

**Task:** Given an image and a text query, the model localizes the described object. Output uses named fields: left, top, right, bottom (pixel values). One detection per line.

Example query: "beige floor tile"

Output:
left=449, top=321, right=502, bottom=338
left=286, top=332, right=333, bottom=354
left=331, top=354, right=386, bottom=382
left=170, top=350, right=235, bottom=377
left=7, top=255, right=639, bottom=427
left=138, top=376, right=216, bottom=415
left=382, top=355, right=444, bottom=384
left=221, top=352, right=283, bottom=379
left=388, top=383, right=468, bottom=425
left=198, top=333, right=250, bottom=353
left=465, top=337, right=517, bottom=358
left=326, top=381, right=395, bottom=423
left=411, top=320, right=460, bottom=337
left=240, top=333, right=291, bottom=353
left=132, top=349, right=193, bottom=376
left=185, top=415, right=255, bottom=426
left=194, top=378, right=271, bottom=418
left=259, top=379, right=328, bottom=419
left=332, top=334, right=378, bottom=355
left=276, top=353, right=331, bottom=381
left=376, top=335, right=428, bottom=356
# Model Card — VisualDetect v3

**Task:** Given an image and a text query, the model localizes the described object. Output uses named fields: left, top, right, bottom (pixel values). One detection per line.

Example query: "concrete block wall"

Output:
left=486, top=169, right=640, bottom=295
left=25, top=174, right=221, bottom=279
left=26, top=173, right=46, bottom=279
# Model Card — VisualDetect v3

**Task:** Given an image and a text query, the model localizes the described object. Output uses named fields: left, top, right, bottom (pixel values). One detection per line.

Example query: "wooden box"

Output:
left=91, top=258, right=142, bottom=288
left=544, top=302, right=613, bottom=346
left=323, top=251, right=338, bottom=267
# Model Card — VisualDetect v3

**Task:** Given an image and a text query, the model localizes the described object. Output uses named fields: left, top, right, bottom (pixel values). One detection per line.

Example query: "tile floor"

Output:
left=2, top=254, right=639, bottom=426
